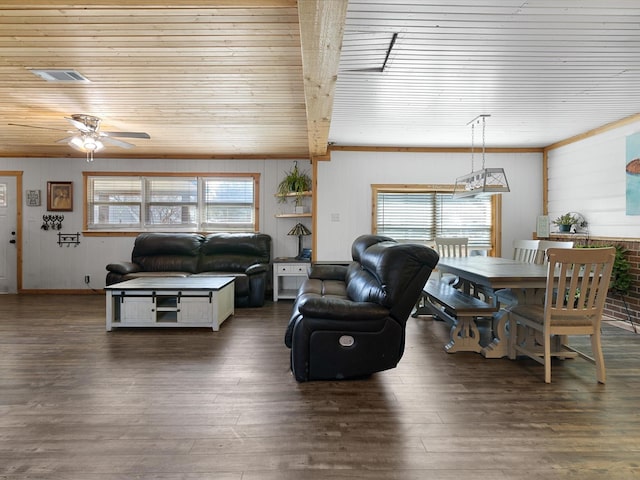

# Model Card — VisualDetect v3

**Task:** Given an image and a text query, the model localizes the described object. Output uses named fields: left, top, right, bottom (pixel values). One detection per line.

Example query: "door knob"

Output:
left=9, top=239, right=16, bottom=244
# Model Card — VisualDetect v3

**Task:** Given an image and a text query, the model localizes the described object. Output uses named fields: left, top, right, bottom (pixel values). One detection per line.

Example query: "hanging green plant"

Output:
left=576, top=244, right=631, bottom=294
left=611, top=245, right=632, bottom=295
left=572, top=244, right=636, bottom=332
left=276, top=161, right=312, bottom=205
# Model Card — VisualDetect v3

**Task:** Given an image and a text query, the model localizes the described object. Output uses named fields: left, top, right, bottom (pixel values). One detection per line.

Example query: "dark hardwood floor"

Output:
left=1, top=294, right=640, bottom=479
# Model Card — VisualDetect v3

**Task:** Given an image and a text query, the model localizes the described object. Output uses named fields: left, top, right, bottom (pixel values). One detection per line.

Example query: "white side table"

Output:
left=273, top=257, right=310, bottom=301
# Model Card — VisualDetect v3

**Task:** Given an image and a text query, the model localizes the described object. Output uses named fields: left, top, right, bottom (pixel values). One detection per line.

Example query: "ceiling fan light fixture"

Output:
left=82, top=136, right=102, bottom=152
left=68, top=134, right=102, bottom=152
left=68, top=135, right=86, bottom=151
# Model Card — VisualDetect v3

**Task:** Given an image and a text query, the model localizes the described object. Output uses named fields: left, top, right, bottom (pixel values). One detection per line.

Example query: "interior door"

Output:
left=0, top=176, right=18, bottom=293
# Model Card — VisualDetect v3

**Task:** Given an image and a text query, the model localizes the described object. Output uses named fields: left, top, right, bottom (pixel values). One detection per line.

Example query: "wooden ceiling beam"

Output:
left=298, top=0, right=347, bottom=158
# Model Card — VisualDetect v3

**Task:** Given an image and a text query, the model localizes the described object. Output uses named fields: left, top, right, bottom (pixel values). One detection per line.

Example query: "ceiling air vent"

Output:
left=29, top=69, right=91, bottom=82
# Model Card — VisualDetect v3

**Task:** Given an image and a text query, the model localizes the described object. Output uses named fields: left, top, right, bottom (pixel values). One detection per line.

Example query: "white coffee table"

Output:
left=105, top=277, right=234, bottom=331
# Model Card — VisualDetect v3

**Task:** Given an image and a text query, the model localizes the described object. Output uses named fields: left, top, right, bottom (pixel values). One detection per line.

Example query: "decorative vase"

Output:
left=558, top=224, right=571, bottom=233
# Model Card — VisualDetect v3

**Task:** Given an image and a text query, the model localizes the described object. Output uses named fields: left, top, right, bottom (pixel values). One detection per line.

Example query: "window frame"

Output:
left=371, top=183, right=502, bottom=256
left=83, top=171, right=260, bottom=236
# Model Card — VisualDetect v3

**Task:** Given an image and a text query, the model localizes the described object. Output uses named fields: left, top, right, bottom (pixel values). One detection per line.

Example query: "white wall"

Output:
left=4, top=116, right=637, bottom=291
left=547, top=119, right=640, bottom=237
left=0, top=157, right=310, bottom=289
left=315, top=150, right=543, bottom=261
left=1, top=149, right=545, bottom=290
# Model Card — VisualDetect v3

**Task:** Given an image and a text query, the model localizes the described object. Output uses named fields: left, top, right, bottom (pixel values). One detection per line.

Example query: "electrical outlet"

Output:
left=84, top=275, right=90, bottom=284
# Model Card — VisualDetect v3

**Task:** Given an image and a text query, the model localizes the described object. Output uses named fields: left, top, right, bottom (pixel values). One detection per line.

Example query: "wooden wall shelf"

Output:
left=275, top=191, right=312, bottom=198
left=275, top=213, right=312, bottom=218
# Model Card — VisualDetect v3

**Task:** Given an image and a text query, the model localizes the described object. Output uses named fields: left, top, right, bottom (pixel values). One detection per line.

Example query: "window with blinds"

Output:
left=86, top=174, right=258, bottom=232
left=202, top=178, right=255, bottom=230
left=373, top=187, right=494, bottom=248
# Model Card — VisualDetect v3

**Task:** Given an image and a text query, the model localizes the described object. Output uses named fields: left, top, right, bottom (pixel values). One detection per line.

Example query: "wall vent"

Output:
left=29, top=69, right=91, bottom=82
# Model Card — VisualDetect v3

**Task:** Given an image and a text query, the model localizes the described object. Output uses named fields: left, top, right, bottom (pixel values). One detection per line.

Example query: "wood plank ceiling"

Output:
left=0, top=1, right=639, bottom=160
left=0, top=0, right=346, bottom=160
left=332, top=0, right=640, bottom=148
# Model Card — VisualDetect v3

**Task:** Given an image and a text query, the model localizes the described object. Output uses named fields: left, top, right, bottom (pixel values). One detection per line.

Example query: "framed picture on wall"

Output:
left=47, top=181, right=73, bottom=211
left=26, top=189, right=41, bottom=206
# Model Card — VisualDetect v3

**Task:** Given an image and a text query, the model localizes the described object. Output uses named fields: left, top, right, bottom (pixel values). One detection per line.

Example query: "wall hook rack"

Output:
left=57, top=232, right=81, bottom=247
left=41, top=214, right=64, bottom=231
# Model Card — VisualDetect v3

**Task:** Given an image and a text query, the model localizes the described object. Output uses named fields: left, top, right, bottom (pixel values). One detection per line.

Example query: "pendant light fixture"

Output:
left=453, top=114, right=510, bottom=198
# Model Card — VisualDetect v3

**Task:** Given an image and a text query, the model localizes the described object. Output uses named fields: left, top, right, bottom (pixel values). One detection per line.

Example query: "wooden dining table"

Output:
left=436, top=256, right=550, bottom=358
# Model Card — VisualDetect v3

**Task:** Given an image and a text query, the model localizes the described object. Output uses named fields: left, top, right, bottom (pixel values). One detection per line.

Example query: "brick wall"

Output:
left=549, top=235, right=640, bottom=324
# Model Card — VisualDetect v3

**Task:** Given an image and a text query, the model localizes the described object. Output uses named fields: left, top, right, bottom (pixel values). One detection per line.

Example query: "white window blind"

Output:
left=202, top=178, right=255, bottom=231
left=145, top=177, right=198, bottom=228
left=86, top=174, right=257, bottom=232
left=87, top=177, right=142, bottom=228
left=375, top=190, right=493, bottom=248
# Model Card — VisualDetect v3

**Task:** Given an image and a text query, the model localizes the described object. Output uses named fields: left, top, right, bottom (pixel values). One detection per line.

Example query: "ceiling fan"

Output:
left=9, top=114, right=150, bottom=161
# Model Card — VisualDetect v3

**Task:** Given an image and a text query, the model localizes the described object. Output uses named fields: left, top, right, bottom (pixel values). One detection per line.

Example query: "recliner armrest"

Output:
left=245, top=263, right=268, bottom=275
left=308, top=264, right=348, bottom=281
left=299, top=296, right=389, bottom=320
left=106, top=261, right=141, bottom=275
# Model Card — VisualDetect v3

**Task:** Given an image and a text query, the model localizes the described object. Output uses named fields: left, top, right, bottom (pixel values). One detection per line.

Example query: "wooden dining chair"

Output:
left=435, top=237, right=469, bottom=258
left=434, top=237, right=469, bottom=286
left=508, top=247, right=615, bottom=383
left=513, top=239, right=540, bottom=264
left=496, top=239, right=541, bottom=306
left=536, top=240, right=574, bottom=264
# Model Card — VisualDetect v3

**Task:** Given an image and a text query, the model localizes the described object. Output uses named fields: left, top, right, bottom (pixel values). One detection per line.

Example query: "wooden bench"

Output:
left=420, top=279, right=498, bottom=353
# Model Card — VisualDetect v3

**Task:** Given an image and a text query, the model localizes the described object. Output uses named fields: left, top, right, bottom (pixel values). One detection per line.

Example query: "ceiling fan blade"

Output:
left=9, top=123, right=72, bottom=133
left=101, top=136, right=135, bottom=149
left=102, top=131, right=150, bottom=139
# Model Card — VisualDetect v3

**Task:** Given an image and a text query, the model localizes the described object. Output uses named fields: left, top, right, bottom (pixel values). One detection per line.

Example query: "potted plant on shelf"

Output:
left=553, top=212, right=579, bottom=233
left=277, top=161, right=312, bottom=213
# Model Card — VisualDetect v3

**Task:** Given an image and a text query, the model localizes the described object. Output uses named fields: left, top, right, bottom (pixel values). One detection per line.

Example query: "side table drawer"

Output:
left=276, top=263, right=308, bottom=274
left=291, top=264, right=308, bottom=274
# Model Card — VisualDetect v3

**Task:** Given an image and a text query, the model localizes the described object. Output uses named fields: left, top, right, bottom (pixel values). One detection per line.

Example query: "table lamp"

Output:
left=287, top=223, right=311, bottom=259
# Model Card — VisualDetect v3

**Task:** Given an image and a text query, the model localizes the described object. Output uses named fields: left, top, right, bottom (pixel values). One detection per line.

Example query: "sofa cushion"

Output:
left=346, top=267, right=386, bottom=304
left=299, top=278, right=347, bottom=298
left=132, top=232, right=203, bottom=273
left=198, top=233, right=271, bottom=272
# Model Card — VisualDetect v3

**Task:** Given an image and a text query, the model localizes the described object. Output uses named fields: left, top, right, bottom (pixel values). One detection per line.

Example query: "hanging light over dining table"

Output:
left=453, top=114, right=510, bottom=198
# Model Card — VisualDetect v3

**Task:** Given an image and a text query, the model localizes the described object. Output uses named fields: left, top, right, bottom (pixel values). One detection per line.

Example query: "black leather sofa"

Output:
left=106, top=232, right=271, bottom=307
left=284, top=234, right=439, bottom=382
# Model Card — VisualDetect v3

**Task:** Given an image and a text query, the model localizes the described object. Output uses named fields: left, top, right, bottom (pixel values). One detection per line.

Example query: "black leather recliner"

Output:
left=284, top=234, right=439, bottom=382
